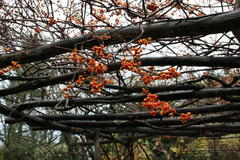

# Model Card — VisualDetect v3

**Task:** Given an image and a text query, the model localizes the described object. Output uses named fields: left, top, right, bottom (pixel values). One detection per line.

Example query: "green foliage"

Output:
left=2, top=130, right=70, bottom=160
left=0, top=148, right=3, bottom=160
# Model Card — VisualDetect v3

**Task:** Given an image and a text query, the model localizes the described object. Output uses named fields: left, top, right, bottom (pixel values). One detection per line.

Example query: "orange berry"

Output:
left=150, top=110, right=158, bottom=116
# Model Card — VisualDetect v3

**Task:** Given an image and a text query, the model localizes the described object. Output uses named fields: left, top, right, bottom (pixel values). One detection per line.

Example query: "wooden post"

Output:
left=94, top=129, right=101, bottom=160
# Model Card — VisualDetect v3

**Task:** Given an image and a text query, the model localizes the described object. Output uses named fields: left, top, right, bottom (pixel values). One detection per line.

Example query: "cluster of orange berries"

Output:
left=9, top=61, right=21, bottom=70
left=89, top=78, right=114, bottom=93
left=131, top=47, right=142, bottom=59
left=70, top=48, right=84, bottom=63
left=62, top=75, right=114, bottom=97
left=75, top=75, right=85, bottom=85
left=92, top=45, right=112, bottom=59
left=137, top=37, right=152, bottom=45
left=162, top=67, right=180, bottom=78
left=143, top=92, right=176, bottom=116
left=141, top=75, right=155, bottom=84
left=142, top=90, right=191, bottom=122
left=87, top=58, right=108, bottom=74
left=143, top=93, right=160, bottom=109
left=67, top=44, right=114, bottom=95
left=0, top=61, right=21, bottom=75
left=180, top=112, right=192, bottom=123
left=120, top=57, right=141, bottom=71
left=146, top=2, right=158, bottom=12
left=141, top=68, right=180, bottom=84
left=92, top=45, right=105, bottom=58
left=48, top=17, right=57, bottom=25
left=89, top=78, right=105, bottom=93
left=121, top=37, right=152, bottom=72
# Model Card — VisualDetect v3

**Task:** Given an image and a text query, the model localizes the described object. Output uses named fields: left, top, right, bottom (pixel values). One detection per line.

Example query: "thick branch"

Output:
left=1, top=10, right=240, bottom=68
left=10, top=87, right=240, bottom=111
left=6, top=103, right=240, bottom=122
left=0, top=56, right=240, bottom=97
left=28, top=115, right=240, bottom=128
left=30, top=127, right=238, bottom=137
left=101, top=125, right=240, bottom=135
